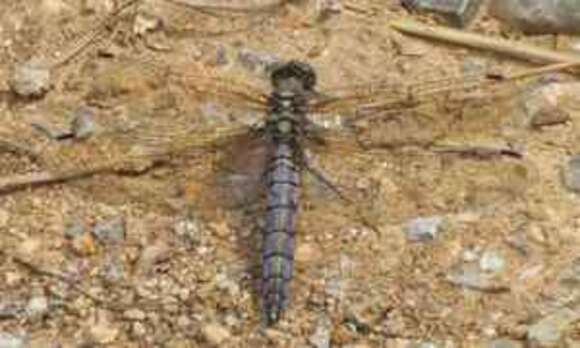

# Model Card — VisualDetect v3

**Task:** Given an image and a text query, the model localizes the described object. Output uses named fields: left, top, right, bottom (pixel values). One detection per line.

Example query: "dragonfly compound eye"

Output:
left=271, top=60, right=317, bottom=91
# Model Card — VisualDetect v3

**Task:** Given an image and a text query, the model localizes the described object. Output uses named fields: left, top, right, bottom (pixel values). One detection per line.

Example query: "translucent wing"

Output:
left=305, top=66, right=544, bottom=152
left=298, top=69, right=541, bottom=226
left=0, top=118, right=253, bottom=191
left=303, top=130, right=536, bottom=228
left=310, top=69, right=522, bottom=122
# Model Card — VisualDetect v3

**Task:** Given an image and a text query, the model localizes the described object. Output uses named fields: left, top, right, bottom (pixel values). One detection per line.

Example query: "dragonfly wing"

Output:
left=302, top=77, right=538, bottom=226
left=303, top=136, right=537, bottom=228
left=307, top=67, right=537, bottom=152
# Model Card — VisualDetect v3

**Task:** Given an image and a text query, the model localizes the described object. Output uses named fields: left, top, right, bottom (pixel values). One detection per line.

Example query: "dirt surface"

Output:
left=1, top=0, right=580, bottom=347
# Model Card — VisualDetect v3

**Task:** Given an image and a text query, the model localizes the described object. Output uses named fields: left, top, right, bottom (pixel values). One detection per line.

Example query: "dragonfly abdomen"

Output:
left=262, top=142, right=300, bottom=325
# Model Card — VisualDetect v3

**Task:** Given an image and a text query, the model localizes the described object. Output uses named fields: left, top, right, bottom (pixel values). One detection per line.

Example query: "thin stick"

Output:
left=0, top=165, right=114, bottom=193
left=391, top=20, right=580, bottom=66
left=503, top=61, right=580, bottom=80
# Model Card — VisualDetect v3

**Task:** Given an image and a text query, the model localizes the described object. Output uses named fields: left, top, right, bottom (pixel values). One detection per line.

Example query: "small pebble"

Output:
left=487, top=339, right=523, bottom=348
left=404, top=216, right=443, bottom=242
left=0, top=333, right=25, bottom=348
left=563, top=156, right=580, bottom=193
left=447, top=265, right=509, bottom=293
left=214, top=272, right=240, bottom=297
left=132, top=12, right=162, bottom=36
left=403, top=0, right=483, bottom=27
left=518, top=82, right=579, bottom=129
left=527, top=308, right=580, bottom=346
left=92, top=216, right=125, bottom=244
left=174, top=217, right=204, bottom=248
left=131, top=322, right=147, bottom=338
left=64, top=220, right=85, bottom=239
left=0, top=209, right=10, bottom=227
left=0, top=300, right=24, bottom=319
left=25, top=296, right=48, bottom=320
left=88, top=311, right=119, bottom=344
left=343, top=312, right=371, bottom=335
left=135, top=242, right=170, bottom=276
left=123, top=308, right=146, bottom=321
left=201, top=323, right=231, bottom=347
left=81, top=0, right=114, bottom=14
left=70, top=108, right=96, bottom=139
left=177, top=315, right=191, bottom=328
left=479, top=251, right=506, bottom=273
left=101, top=253, right=125, bottom=283
left=215, top=46, right=229, bottom=66
left=237, top=48, right=280, bottom=75
left=9, top=59, right=51, bottom=98
left=309, top=314, right=331, bottom=348
left=462, top=247, right=480, bottom=262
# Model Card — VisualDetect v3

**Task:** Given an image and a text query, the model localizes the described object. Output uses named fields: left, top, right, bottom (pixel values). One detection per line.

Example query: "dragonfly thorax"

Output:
left=271, top=60, right=317, bottom=93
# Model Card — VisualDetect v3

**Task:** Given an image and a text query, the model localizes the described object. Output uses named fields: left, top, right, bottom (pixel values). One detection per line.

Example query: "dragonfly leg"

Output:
left=300, top=150, right=351, bottom=203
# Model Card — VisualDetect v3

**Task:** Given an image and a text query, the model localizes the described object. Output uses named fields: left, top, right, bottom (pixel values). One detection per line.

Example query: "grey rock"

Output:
left=0, top=300, right=25, bottom=319
left=174, top=214, right=206, bottom=249
left=316, top=0, right=342, bottom=20
left=92, top=216, right=125, bottom=244
left=343, top=312, right=371, bottom=335
left=101, top=252, right=125, bottom=283
left=527, top=308, right=580, bottom=346
left=518, top=82, right=575, bottom=129
left=71, top=108, right=96, bottom=139
left=0, top=333, right=25, bottom=348
left=479, top=251, right=506, bottom=274
left=406, top=341, right=443, bottom=348
left=123, top=308, right=146, bottom=321
left=447, top=265, right=509, bottom=293
left=64, top=220, right=85, bottom=239
left=131, top=322, right=147, bottom=337
left=215, top=46, right=229, bottom=66
left=487, top=339, right=523, bottom=348
left=201, top=323, right=231, bottom=347
left=558, top=257, right=580, bottom=286
left=237, top=48, right=280, bottom=76
left=462, top=247, right=480, bottom=262
left=309, top=314, right=331, bottom=348
left=214, top=272, right=240, bottom=297
left=490, top=0, right=580, bottom=34
left=9, top=59, right=51, bottom=98
left=563, top=156, right=580, bottom=193
left=404, top=216, right=443, bottom=242
left=25, top=296, right=48, bottom=320
left=403, top=0, right=484, bottom=27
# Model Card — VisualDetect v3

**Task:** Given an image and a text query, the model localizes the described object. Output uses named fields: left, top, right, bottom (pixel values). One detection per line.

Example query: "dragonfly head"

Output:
left=270, top=60, right=317, bottom=94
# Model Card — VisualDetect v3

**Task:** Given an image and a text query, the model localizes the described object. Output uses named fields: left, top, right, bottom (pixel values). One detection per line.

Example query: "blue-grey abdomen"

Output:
left=262, top=143, right=299, bottom=324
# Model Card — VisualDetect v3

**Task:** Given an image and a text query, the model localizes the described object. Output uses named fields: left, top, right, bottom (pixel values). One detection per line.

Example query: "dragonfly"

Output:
left=0, top=52, right=542, bottom=325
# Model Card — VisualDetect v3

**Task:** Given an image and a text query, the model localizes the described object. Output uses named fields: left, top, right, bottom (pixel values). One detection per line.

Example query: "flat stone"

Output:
left=527, top=308, right=580, bottom=346
left=404, top=216, right=443, bottom=242
left=201, top=323, right=231, bottom=347
left=403, top=0, right=483, bottom=27
left=9, top=60, right=51, bottom=98
left=0, top=333, right=25, bottom=348
left=563, top=156, right=580, bottom=193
